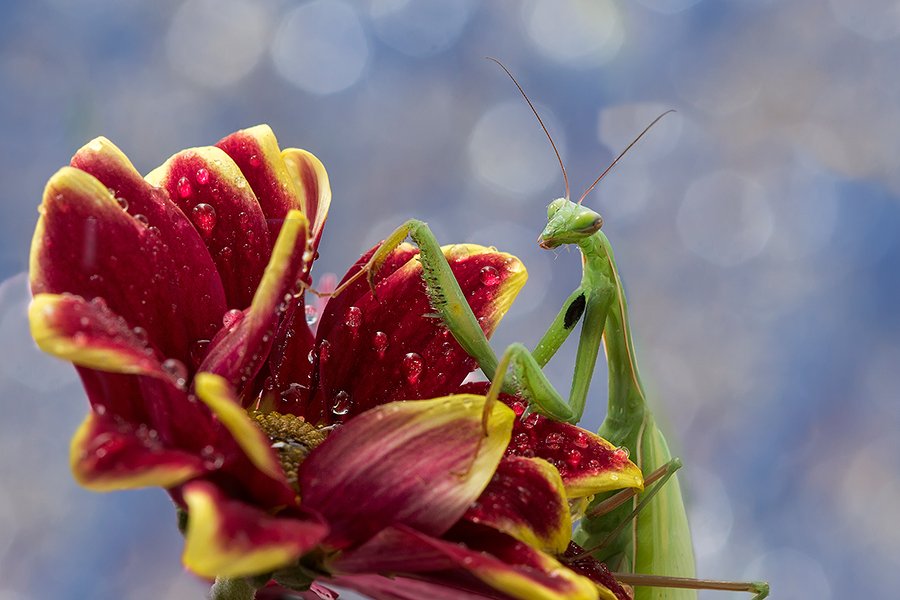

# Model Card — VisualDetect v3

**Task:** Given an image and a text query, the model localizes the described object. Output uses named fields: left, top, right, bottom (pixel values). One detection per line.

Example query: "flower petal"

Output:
left=194, top=373, right=284, bottom=482
left=199, top=210, right=311, bottom=393
left=299, top=395, right=515, bottom=549
left=281, top=147, right=331, bottom=255
left=215, top=125, right=306, bottom=244
left=464, top=455, right=571, bottom=555
left=145, top=145, right=272, bottom=309
left=38, top=138, right=228, bottom=364
left=562, top=542, right=632, bottom=600
left=329, top=573, right=504, bottom=600
left=461, top=384, right=645, bottom=499
left=29, top=293, right=165, bottom=378
left=336, top=525, right=602, bottom=600
left=313, top=244, right=526, bottom=423
left=70, top=409, right=204, bottom=491
left=181, top=480, right=328, bottom=578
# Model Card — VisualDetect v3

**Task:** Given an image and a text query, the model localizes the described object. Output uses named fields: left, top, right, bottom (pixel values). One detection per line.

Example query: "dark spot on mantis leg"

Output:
left=564, top=293, right=586, bottom=330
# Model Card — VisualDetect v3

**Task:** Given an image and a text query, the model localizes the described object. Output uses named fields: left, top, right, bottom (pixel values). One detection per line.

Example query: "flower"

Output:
left=29, top=126, right=643, bottom=600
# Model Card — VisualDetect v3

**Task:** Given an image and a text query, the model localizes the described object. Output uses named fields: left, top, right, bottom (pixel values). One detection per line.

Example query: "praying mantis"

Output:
left=332, top=62, right=768, bottom=600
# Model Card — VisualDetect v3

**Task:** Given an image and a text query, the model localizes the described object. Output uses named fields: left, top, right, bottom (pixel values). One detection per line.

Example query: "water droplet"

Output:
left=132, top=326, right=148, bottom=342
left=510, top=401, right=526, bottom=416
left=307, top=348, right=315, bottom=363
left=615, top=446, right=630, bottom=459
left=587, top=459, right=601, bottom=470
left=192, top=203, right=217, bottom=234
left=134, top=213, right=149, bottom=227
left=345, top=306, right=363, bottom=329
left=177, top=176, right=192, bottom=198
left=249, top=154, right=261, bottom=167
left=190, top=339, right=210, bottom=367
left=332, top=391, right=351, bottom=415
left=196, top=168, right=210, bottom=185
left=610, top=474, right=619, bottom=481
left=161, top=358, right=189, bottom=389
left=94, top=404, right=107, bottom=416
left=574, top=431, right=590, bottom=448
left=222, top=308, right=243, bottom=328
left=513, top=432, right=530, bottom=451
left=115, top=196, right=129, bottom=211
left=544, top=432, right=563, bottom=451
left=401, top=352, right=424, bottom=385
left=480, top=265, right=501, bottom=286
left=218, top=246, right=233, bottom=260
left=319, top=339, right=331, bottom=364
left=73, top=331, right=88, bottom=346
left=567, top=449, right=582, bottom=467
left=372, top=331, right=389, bottom=357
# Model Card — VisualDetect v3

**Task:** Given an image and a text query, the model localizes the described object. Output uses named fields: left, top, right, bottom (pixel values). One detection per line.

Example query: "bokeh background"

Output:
left=1, top=0, right=899, bottom=598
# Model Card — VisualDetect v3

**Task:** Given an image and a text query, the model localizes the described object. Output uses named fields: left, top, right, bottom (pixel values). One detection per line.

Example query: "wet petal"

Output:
left=299, top=394, right=514, bottom=549
left=329, top=573, right=505, bottom=600
left=314, top=244, right=526, bottom=423
left=194, top=373, right=283, bottom=482
left=29, top=293, right=166, bottom=378
left=281, top=147, right=331, bottom=255
left=462, top=384, right=644, bottom=499
left=181, top=480, right=328, bottom=578
left=199, top=210, right=310, bottom=394
left=70, top=409, right=204, bottom=491
left=464, top=455, right=571, bottom=555
left=562, top=542, right=632, bottom=600
left=40, top=138, right=228, bottom=364
left=146, top=145, right=271, bottom=309
left=336, top=525, right=601, bottom=600
left=215, top=125, right=306, bottom=245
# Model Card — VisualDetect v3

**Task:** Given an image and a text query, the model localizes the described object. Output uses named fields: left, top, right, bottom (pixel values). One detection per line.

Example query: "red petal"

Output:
left=299, top=395, right=514, bottom=550
left=145, top=146, right=272, bottom=310
left=464, top=455, right=571, bottom=554
left=181, top=480, right=328, bottom=578
left=313, top=244, right=524, bottom=424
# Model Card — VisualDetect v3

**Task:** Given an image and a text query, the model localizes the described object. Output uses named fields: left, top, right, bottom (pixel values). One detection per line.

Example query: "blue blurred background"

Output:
left=1, top=1, right=898, bottom=598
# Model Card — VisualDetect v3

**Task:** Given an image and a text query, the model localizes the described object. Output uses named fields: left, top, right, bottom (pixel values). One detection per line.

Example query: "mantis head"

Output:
left=539, top=198, right=603, bottom=249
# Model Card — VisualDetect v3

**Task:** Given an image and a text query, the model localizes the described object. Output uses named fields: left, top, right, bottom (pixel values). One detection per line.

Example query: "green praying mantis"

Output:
left=331, top=61, right=769, bottom=600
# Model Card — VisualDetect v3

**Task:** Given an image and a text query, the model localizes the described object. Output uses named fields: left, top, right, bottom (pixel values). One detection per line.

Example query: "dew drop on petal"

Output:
left=574, top=431, right=590, bottom=448
left=332, top=390, right=351, bottom=415
left=73, top=331, right=88, bottom=347
left=544, top=431, right=563, bottom=450
left=161, top=358, right=189, bottom=389
left=132, top=326, right=148, bottom=342
left=222, top=308, right=243, bottom=328
left=192, top=203, right=217, bottom=234
left=305, top=305, right=318, bottom=326
left=587, top=459, right=601, bottom=470
left=94, top=404, right=107, bottom=416
left=319, top=339, right=331, bottom=364
left=567, top=449, right=582, bottom=467
left=177, top=176, right=192, bottom=198
left=249, top=154, right=261, bottom=167
left=372, top=331, right=389, bottom=357
left=345, top=306, right=363, bottom=329
left=134, top=214, right=149, bottom=227
left=401, top=352, right=424, bottom=385
left=615, top=445, right=630, bottom=459
left=190, top=339, right=210, bottom=367
left=307, top=348, right=315, bottom=363
left=479, top=265, right=500, bottom=286
left=196, top=168, right=210, bottom=185
left=115, top=197, right=129, bottom=211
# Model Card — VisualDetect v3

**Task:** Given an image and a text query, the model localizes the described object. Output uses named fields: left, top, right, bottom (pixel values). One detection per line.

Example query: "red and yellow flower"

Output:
left=29, top=125, right=642, bottom=600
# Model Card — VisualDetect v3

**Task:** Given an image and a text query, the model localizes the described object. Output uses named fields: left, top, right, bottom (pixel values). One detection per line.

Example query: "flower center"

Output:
left=248, top=411, right=328, bottom=494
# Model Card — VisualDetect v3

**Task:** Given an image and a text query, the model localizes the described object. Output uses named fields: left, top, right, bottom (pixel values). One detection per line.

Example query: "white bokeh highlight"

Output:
left=271, top=0, right=369, bottom=95
left=523, top=0, right=623, bottom=67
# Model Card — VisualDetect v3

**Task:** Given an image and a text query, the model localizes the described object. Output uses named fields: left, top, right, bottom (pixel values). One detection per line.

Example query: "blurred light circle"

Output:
left=634, top=0, right=702, bottom=15
left=677, top=171, right=773, bottom=266
left=744, top=548, right=832, bottom=600
left=166, top=0, right=271, bottom=88
left=765, top=163, right=838, bottom=261
left=468, top=102, right=565, bottom=199
left=829, top=0, right=900, bottom=41
left=370, top=0, right=474, bottom=57
left=271, top=0, right=368, bottom=95
left=523, top=0, right=623, bottom=67
left=597, top=103, right=683, bottom=163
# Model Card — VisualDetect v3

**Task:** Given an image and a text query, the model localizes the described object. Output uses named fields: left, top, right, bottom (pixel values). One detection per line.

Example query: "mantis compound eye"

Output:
left=547, top=198, right=567, bottom=219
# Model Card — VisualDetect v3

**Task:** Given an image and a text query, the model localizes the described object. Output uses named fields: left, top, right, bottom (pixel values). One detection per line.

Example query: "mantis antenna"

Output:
left=485, top=57, right=674, bottom=205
